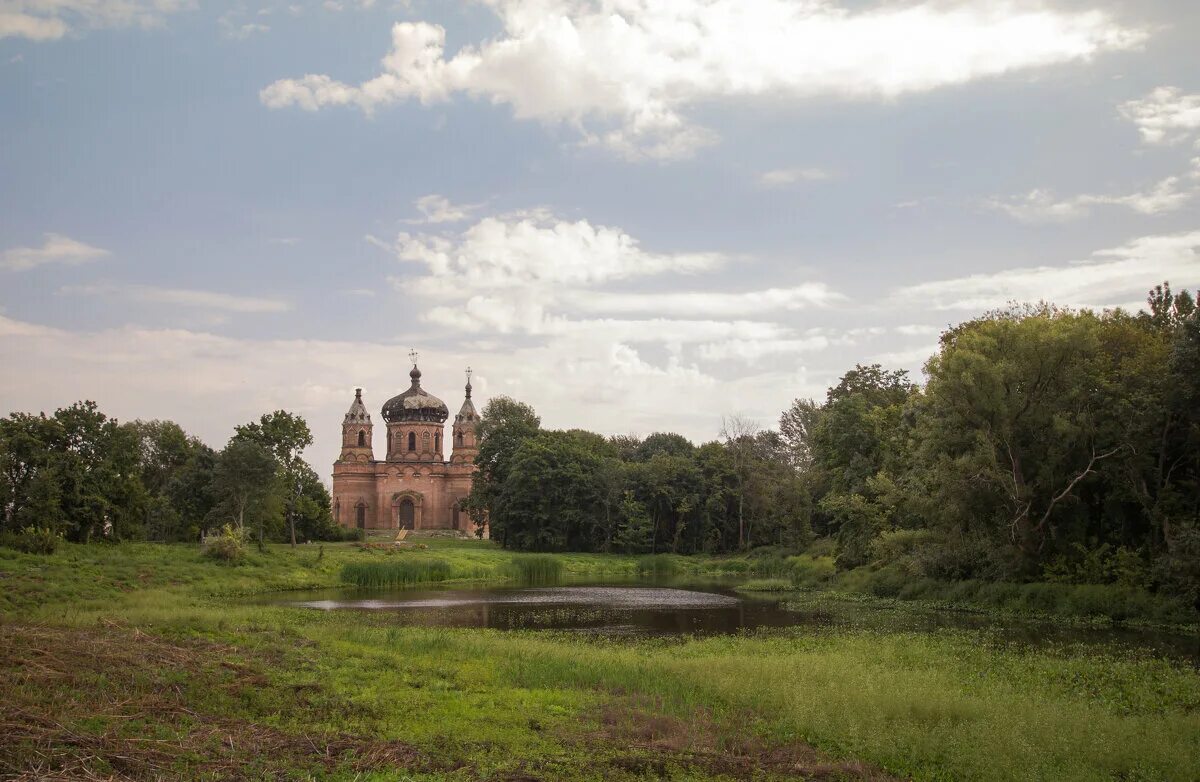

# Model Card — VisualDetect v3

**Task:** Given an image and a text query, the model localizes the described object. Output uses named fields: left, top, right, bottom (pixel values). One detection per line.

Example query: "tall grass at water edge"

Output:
left=340, top=559, right=456, bottom=587
left=501, top=554, right=565, bottom=585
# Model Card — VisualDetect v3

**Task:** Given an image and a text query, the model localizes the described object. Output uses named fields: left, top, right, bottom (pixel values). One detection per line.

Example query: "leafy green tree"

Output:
left=210, top=439, right=280, bottom=548
left=919, top=307, right=1120, bottom=571
left=494, top=430, right=605, bottom=550
left=633, top=432, right=695, bottom=462
left=470, top=396, right=541, bottom=545
left=234, top=411, right=313, bottom=547
left=613, top=491, right=654, bottom=553
left=164, top=446, right=217, bottom=541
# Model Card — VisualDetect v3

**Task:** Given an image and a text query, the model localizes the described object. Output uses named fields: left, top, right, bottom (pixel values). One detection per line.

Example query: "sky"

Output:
left=2, top=0, right=1199, bottom=472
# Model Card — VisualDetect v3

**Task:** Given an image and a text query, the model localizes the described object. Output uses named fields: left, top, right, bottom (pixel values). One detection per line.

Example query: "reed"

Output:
left=635, top=554, right=681, bottom=576
left=502, top=554, right=564, bottom=585
left=340, top=558, right=454, bottom=587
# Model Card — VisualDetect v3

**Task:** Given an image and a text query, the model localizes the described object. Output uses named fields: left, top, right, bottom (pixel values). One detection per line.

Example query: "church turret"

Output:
left=339, top=388, right=374, bottom=462
left=451, top=367, right=479, bottom=464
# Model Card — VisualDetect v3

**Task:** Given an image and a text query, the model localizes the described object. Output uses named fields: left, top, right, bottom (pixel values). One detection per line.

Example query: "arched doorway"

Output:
left=398, top=498, right=415, bottom=529
left=355, top=502, right=366, bottom=529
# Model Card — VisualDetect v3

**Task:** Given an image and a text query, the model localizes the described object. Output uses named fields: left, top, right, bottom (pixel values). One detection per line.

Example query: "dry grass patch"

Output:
left=0, top=623, right=450, bottom=781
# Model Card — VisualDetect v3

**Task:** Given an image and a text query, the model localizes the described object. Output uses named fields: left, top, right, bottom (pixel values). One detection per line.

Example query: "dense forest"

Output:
left=468, top=284, right=1200, bottom=607
left=0, top=407, right=342, bottom=549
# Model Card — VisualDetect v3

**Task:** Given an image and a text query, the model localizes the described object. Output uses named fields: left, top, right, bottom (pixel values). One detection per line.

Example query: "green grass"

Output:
left=501, top=554, right=566, bottom=584
left=735, top=578, right=794, bottom=592
left=635, top=553, right=682, bottom=575
left=2, top=540, right=1198, bottom=781
left=341, top=558, right=457, bottom=587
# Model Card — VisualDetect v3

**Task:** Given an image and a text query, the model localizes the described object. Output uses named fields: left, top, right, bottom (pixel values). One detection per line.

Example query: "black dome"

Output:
left=381, top=365, right=449, bottom=423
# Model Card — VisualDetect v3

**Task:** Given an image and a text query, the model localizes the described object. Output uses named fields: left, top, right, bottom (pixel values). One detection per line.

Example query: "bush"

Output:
left=202, top=525, right=246, bottom=563
left=0, top=526, right=63, bottom=555
left=871, top=529, right=937, bottom=570
left=1043, top=543, right=1151, bottom=589
left=805, top=537, right=837, bottom=558
left=787, top=555, right=835, bottom=587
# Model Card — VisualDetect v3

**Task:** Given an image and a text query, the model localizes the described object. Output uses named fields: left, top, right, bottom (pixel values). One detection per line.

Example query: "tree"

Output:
left=469, top=396, right=541, bottom=545
left=633, top=432, right=695, bottom=462
left=165, top=446, right=217, bottom=541
left=210, top=439, right=280, bottom=548
left=234, top=411, right=313, bottom=547
left=779, top=397, right=821, bottom=471
left=920, top=307, right=1118, bottom=569
left=720, top=414, right=759, bottom=549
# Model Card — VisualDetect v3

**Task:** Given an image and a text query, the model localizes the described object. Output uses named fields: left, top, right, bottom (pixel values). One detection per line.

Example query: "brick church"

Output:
left=331, top=357, right=479, bottom=533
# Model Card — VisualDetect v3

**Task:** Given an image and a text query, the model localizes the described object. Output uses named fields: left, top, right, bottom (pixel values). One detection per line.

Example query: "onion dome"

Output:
left=455, top=370, right=478, bottom=422
left=344, top=388, right=371, bottom=424
left=381, top=364, right=449, bottom=423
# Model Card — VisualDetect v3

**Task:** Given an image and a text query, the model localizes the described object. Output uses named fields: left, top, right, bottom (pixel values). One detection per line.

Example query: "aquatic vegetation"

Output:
left=340, top=558, right=454, bottom=587
left=502, top=554, right=565, bottom=584
left=635, top=554, right=681, bottom=576
left=736, top=578, right=794, bottom=592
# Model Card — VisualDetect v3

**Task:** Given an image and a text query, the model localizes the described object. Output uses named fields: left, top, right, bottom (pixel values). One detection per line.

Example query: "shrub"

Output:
left=871, top=529, right=937, bottom=569
left=202, top=525, right=246, bottom=563
left=341, top=558, right=454, bottom=587
left=787, top=555, right=835, bottom=587
left=502, top=554, right=564, bottom=585
left=805, top=537, right=837, bottom=558
left=1043, top=543, right=1151, bottom=589
left=0, top=526, right=63, bottom=555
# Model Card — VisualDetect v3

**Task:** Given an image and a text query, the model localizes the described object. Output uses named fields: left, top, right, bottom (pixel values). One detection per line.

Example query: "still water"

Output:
left=267, top=578, right=1200, bottom=662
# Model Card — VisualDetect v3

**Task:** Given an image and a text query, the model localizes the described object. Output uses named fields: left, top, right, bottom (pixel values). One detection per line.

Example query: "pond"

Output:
left=265, top=577, right=1200, bottom=662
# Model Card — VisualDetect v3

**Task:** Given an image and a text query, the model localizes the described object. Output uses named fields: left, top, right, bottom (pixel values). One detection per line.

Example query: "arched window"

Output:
left=434, top=433, right=440, bottom=453
left=357, top=430, right=365, bottom=447
left=408, top=432, right=416, bottom=451
left=456, top=431, right=464, bottom=447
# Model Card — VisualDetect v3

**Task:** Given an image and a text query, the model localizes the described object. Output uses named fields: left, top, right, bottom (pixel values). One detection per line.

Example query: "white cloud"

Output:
left=988, top=167, right=1199, bottom=223
left=1120, top=87, right=1200, bottom=146
left=758, top=168, right=833, bottom=187
left=405, top=194, right=480, bottom=224
left=892, top=230, right=1200, bottom=311
left=1, top=233, right=110, bottom=271
left=568, top=284, right=845, bottom=317
left=391, top=210, right=723, bottom=291
left=63, top=283, right=291, bottom=313
left=0, top=1, right=193, bottom=41
left=260, top=0, right=1140, bottom=159
left=696, top=335, right=830, bottom=363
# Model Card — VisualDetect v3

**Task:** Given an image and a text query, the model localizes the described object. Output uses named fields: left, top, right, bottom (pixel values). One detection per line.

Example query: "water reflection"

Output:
left=269, top=578, right=1200, bottom=662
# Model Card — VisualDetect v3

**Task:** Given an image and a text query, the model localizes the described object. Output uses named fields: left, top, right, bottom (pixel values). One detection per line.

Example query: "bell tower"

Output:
left=339, top=388, right=374, bottom=462
left=451, top=367, right=480, bottom=465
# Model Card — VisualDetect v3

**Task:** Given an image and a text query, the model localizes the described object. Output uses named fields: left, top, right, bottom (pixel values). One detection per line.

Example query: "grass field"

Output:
left=1, top=540, right=1198, bottom=780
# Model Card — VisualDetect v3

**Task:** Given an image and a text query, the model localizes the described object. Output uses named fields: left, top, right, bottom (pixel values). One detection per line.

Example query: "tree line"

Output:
left=0, top=406, right=341, bottom=546
left=468, top=283, right=1200, bottom=606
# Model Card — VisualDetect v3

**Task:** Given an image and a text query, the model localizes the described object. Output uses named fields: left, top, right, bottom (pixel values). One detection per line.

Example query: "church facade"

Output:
left=331, top=360, right=479, bottom=532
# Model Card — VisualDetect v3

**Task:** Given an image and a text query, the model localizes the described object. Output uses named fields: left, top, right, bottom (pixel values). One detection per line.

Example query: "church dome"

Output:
left=381, top=365, right=449, bottom=423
